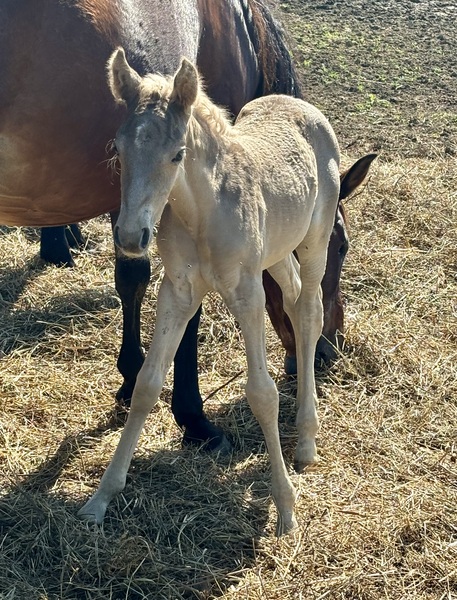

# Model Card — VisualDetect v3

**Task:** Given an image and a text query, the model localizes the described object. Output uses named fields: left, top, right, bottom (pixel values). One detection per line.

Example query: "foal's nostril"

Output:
left=140, top=227, right=150, bottom=249
left=113, top=225, right=121, bottom=248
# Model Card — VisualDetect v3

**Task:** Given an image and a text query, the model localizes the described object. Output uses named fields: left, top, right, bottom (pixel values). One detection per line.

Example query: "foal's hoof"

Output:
left=78, top=494, right=108, bottom=525
left=294, top=440, right=319, bottom=473
left=294, top=461, right=312, bottom=474
left=275, top=512, right=298, bottom=537
left=294, top=455, right=319, bottom=474
left=284, top=355, right=297, bottom=376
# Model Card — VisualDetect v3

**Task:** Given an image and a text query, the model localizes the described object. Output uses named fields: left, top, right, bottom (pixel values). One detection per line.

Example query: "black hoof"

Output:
left=40, top=226, right=77, bottom=267
left=183, top=432, right=232, bottom=456
left=115, top=380, right=136, bottom=406
left=182, top=419, right=232, bottom=455
left=315, top=336, right=340, bottom=368
left=40, top=249, right=75, bottom=268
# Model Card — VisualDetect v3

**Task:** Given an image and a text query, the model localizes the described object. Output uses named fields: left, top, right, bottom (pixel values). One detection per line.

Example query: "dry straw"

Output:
left=1, top=2, right=457, bottom=598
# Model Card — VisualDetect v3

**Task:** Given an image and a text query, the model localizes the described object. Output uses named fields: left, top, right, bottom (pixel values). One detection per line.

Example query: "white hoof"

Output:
left=275, top=511, right=298, bottom=537
left=78, top=492, right=110, bottom=525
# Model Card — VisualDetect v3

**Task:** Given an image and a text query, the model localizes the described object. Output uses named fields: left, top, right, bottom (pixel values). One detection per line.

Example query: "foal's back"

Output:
left=234, top=95, right=339, bottom=174
left=221, top=95, right=340, bottom=268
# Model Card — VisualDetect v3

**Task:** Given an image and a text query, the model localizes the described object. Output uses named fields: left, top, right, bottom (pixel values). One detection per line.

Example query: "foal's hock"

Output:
left=79, top=50, right=341, bottom=535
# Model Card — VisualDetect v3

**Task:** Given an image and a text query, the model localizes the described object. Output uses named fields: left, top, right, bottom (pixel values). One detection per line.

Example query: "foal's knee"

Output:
left=130, top=370, right=163, bottom=413
left=245, top=375, right=279, bottom=421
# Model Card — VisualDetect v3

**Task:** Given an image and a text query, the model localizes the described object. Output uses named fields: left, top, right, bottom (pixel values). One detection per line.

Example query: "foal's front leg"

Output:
left=78, top=275, right=205, bottom=524
left=223, top=277, right=297, bottom=536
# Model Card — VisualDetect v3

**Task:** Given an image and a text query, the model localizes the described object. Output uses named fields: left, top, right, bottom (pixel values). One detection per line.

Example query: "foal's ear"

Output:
left=108, top=47, right=142, bottom=107
left=170, top=58, right=199, bottom=111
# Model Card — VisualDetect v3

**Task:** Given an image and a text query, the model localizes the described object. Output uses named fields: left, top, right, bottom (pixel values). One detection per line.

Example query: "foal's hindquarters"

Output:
left=79, top=53, right=340, bottom=535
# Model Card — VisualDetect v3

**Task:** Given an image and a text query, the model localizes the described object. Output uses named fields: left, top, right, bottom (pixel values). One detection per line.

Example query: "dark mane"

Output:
left=245, top=0, right=303, bottom=98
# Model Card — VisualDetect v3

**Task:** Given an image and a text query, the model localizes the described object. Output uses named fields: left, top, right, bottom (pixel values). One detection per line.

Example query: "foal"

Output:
left=79, top=48, right=340, bottom=535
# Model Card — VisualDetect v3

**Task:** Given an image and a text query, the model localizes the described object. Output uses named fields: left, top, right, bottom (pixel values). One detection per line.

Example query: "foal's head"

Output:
left=108, top=48, right=199, bottom=257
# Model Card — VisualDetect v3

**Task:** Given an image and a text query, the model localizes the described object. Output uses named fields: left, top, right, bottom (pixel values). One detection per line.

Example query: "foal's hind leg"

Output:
left=268, top=249, right=324, bottom=472
left=223, top=276, right=297, bottom=536
left=293, top=241, right=331, bottom=471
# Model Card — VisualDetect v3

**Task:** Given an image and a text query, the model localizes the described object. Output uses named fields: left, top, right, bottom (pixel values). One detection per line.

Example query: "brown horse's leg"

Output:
left=263, top=244, right=343, bottom=374
left=40, top=226, right=74, bottom=267
left=172, top=304, right=230, bottom=452
left=65, top=223, right=84, bottom=249
left=263, top=270, right=297, bottom=374
left=39, top=224, right=84, bottom=267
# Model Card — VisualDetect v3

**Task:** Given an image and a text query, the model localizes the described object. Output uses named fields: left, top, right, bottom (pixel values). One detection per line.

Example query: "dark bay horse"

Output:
left=0, top=0, right=372, bottom=451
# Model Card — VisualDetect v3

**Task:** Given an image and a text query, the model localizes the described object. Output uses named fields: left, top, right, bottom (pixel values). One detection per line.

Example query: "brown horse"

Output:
left=0, top=0, right=372, bottom=451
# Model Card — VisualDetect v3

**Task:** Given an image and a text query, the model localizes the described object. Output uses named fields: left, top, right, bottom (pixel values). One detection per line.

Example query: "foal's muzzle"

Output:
left=113, top=225, right=151, bottom=257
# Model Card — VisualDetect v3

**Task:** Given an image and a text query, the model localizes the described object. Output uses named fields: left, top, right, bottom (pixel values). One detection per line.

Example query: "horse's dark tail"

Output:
left=244, top=0, right=303, bottom=99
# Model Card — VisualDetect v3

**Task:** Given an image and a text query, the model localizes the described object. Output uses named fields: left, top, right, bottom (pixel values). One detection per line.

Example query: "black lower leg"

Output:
left=114, top=252, right=150, bottom=403
left=172, top=305, right=230, bottom=452
left=40, top=226, right=74, bottom=267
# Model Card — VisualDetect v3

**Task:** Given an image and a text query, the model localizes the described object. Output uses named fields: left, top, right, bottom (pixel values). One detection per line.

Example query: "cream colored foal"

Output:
left=79, top=48, right=340, bottom=535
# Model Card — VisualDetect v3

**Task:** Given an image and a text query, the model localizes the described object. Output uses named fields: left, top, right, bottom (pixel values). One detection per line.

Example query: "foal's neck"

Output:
left=170, top=93, right=233, bottom=229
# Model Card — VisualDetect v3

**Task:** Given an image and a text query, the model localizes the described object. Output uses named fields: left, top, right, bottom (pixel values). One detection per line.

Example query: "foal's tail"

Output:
left=244, top=0, right=303, bottom=99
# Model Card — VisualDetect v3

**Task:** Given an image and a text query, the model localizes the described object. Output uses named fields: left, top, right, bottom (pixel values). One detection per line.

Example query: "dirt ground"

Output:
left=279, top=0, right=457, bottom=160
left=0, top=1, right=456, bottom=599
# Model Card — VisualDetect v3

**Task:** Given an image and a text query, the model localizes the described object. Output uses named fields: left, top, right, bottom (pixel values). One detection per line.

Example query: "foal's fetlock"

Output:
left=272, top=475, right=297, bottom=536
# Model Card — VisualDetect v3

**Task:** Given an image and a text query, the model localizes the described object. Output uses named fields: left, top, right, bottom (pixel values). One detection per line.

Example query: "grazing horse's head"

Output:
left=108, top=48, right=199, bottom=257
left=315, top=153, right=377, bottom=365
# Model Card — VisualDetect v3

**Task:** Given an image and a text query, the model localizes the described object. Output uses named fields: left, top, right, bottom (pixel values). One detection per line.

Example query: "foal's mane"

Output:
left=191, top=89, right=232, bottom=139
left=137, top=71, right=233, bottom=145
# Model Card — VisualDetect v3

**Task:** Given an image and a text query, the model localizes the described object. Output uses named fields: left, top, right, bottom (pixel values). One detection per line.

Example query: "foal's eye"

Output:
left=172, top=150, right=185, bottom=163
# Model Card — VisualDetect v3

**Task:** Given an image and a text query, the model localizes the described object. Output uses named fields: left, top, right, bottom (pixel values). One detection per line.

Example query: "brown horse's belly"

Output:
left=0, top=133, right=120, bottom=227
